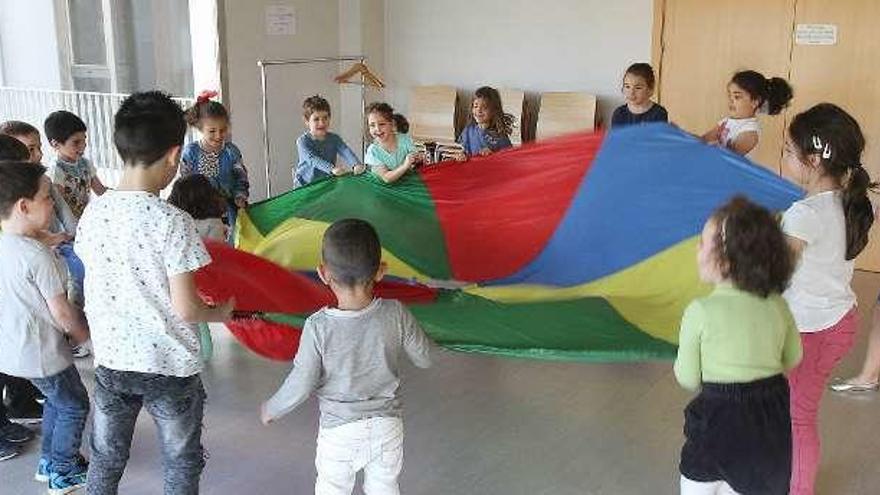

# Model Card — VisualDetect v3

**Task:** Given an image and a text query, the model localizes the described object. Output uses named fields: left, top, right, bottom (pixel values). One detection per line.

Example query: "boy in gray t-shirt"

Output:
left=0, top=161, right=90, bottom=492
left=261, top=218, right=433, bottom=495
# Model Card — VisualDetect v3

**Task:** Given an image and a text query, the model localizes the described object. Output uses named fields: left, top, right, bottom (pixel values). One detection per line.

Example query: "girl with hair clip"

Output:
left=676, top=196, right=801, bottom=495
left=364, top=102, right=422, bottom=184
left=702, top=70, right=793, bottom=157
left=455, top=86, right=514, bottom=158
left=181, top=90, right=250, bottom=235
left=781, top=103, right=876, bottom=495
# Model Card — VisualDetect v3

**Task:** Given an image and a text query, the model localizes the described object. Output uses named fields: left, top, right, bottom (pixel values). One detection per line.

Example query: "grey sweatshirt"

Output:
left=265, top=298, right=433, bottom=428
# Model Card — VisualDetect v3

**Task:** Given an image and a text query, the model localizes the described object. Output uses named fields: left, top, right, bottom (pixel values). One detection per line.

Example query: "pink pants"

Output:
left=788, top=308, right=858, bottom=495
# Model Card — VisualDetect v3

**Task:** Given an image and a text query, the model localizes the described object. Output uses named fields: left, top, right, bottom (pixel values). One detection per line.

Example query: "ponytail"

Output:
left=789, top=103, right=876, bottom=260
left=731, top=70, right=793, bottom=116
left=842, top=165, right=876, bottom=259
left=392, top=113, right=409, bottom=134
left=765, top=77, right=793, bottom=116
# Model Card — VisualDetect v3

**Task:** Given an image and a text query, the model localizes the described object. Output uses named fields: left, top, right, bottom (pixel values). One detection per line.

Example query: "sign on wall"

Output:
left=266, top=5, right=296, bottom=36
left=795, top=24, right=838, bottom=45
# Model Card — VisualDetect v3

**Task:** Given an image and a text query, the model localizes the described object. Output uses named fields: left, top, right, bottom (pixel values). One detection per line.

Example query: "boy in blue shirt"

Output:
left=294, top=95, right=365, bottom=187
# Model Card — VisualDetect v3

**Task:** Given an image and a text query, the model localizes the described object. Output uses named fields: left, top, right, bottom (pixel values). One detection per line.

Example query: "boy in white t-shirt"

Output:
left=76, top=91, right=233, bottom=494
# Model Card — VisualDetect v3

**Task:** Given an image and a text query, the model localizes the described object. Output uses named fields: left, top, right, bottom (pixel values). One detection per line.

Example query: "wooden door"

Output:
left=787, top=0, right=880, bottom=270
left=657, top=0, right=796, bottom=172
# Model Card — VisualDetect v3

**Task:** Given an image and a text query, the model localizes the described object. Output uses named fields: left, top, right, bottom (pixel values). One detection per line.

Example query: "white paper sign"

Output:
left=266, top=6, right=296, bottom=36
left=795, top=24, right=837, bottom=45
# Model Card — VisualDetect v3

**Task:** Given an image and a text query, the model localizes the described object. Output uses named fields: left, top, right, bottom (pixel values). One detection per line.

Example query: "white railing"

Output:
left=0, top=87, right=197, bottom=186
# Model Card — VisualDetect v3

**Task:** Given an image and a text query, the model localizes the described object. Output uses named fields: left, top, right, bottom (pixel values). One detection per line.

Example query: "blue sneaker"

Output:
left=34, top=457, right=50, bottom=482
left=48, top=468, right=87, bottom=494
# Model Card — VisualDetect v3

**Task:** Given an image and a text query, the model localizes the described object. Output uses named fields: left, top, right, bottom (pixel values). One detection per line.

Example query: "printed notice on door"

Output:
left=266, top=6, right=296, bottom=36
left=795, top=24, right=837, bottom=45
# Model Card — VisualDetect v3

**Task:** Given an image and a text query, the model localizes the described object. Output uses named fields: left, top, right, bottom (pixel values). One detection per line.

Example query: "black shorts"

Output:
left=680, top=374, right=791, bottom=495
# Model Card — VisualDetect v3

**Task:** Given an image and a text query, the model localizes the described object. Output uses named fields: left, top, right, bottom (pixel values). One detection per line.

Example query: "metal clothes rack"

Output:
left=257, top=55, right=367, bottom=197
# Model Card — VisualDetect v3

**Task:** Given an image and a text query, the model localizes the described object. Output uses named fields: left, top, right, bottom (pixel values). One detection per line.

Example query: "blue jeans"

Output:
left=57, top=241, right=85, bottom=307
left=29, top=365, right=90, bottom=475
left=87, top=367, right=206, bottom=495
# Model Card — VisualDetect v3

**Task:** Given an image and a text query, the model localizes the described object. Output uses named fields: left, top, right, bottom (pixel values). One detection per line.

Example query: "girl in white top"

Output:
left=781, top=103, right=875, bottom=495
left=167, top=174, right=229, bottom=361
left=702, top=70, right=793, bottom=157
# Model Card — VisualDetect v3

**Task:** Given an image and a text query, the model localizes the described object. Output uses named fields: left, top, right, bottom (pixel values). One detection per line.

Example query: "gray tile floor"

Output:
left=3, top=273, right=880, bottom=494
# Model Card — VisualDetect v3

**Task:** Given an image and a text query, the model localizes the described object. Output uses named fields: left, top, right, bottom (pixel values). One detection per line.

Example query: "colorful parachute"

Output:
left=196, top=124, right=803, bottom=362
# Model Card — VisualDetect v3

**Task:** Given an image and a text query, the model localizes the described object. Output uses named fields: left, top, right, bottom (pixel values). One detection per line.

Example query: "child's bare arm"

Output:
left=374, top=154, right=418, bottom=184
left=46, top=293, right=89, bottom=344
left=728, top=131, right=759, bottom=156
left=169, top=271, right=234, bottom=323
left=91, top=176, right=107, bottom=195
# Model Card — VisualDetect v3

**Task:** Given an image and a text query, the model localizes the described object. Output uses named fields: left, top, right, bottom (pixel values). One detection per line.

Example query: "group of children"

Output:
left=675, top=103, right=874, bottom=495
left=0, top=63, right=874, bottom=495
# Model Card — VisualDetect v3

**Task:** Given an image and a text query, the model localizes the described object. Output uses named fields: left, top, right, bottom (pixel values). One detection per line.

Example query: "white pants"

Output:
left=680, top=475, right=741, bottom=495
left=315, top=417, right=404, bottom=495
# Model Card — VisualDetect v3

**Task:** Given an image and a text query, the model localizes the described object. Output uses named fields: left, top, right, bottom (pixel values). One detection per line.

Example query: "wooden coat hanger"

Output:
left=334, top=62, right=385, bottom=89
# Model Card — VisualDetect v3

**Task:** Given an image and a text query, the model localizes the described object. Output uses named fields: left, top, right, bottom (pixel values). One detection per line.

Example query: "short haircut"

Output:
left=167, top=174, right=226, bottom=220
left=321, top=218, right=381, bottom=287
left=114, top=91, right=187, bottom=166
left=0, top=161, right=47, bottom=219
left=0, top=120, right=40, bottom=138
left=624, top=63, right=656, bottom=89
left=0, top=134, right=30, bottom=161
left=44, top=110, right=86, bottom=143
left=711, top=195, right=794, bottom=297
left=303, top=95, right=332, bottom=119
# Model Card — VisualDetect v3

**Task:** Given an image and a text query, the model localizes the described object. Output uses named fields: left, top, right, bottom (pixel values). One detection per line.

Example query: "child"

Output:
left=44, top=110, right=107, bottom=218
left=611, top=63, right=669, bottom=127
left=701, top=70, right=792, bottom=157
left=261, top=218, right=433, bottom=495
left=294, top=95, right=365, bottom=187
left=0, top=137, right=39, bottom=462
left=181, top=90, right=250, bottom=230
left=456, top=86, right=514, bottom=157
left=168, top=173, right=230, bottom=361
left=780, top=103, right=874, bottom=495
left=0, top=161, right=91, bottom=493
left=3, top=121, right=85, bottom=337
left=364, top=102, right=422, bottom=184
left=76, top=91, right=234, bottom=494
left=676, top=196, right=801, bottom=495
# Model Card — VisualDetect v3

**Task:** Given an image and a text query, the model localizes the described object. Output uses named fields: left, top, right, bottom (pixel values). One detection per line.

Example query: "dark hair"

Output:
left=303, top=95, right=332, bottom=119
left=473, top=86, right=514, bottom=137
left=367, top=102, right=409, bottom=134
left=710, top=196, right=794, bottom=297
left=184, top=96, right=230, bottom=128
left=0, top=120, right=40, bottom=138
left=730, top=70, right=793, bottom=116
left=44, top=110, right=86, bottom=143
left=624, top=63, right=656, bottom=89
left=0, top=135, right=29, bottom=161
left=321, top=218, right=381, bottom=287
left=114, top=91, right=187, bottom=166
left=0, top=161, right=47, bottom=219
left=788, top=103, right=876, bottom=260
left=167, top=174, right=226, bottom=220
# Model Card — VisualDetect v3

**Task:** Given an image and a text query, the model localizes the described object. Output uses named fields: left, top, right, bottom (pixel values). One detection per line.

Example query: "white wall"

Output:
left=382, top=0, right=654, bottom=127
left=0, top=0, right=64, bottom=89
left=223, top=0, right=342, bottom=200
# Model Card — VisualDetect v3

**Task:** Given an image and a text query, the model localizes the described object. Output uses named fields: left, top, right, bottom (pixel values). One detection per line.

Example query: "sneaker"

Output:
left=0, top=440, right=20, bottom=461
left=48, top=468, right=87, bottom=495
left=35, top=457, right=51, bottom=482
left=829, top=378, right=880, bottom=393
left=71, top=344, right=90, bottom=358
left=0, top=422, right=34, bottom=443
left=8, top=401, right=43, bottom=424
